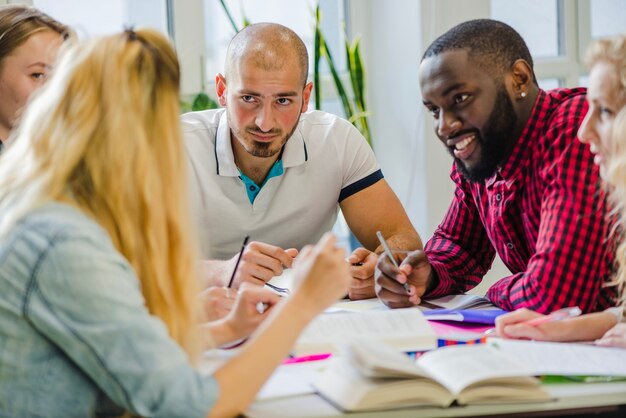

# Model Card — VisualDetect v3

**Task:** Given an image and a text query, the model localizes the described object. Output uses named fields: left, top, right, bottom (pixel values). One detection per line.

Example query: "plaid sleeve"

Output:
left=487, top=96, right=616, bottom=313
left=425, top=168, right=497, bottom=297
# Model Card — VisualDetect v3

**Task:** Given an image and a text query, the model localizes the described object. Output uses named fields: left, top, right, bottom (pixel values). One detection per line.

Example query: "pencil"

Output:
left=227, top=235, right=249, bottom=288
left=521, top=306, right=582, bottom=327
left=376, top=231, right=410, bottom=293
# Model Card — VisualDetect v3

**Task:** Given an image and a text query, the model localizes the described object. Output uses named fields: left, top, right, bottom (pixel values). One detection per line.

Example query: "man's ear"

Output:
left=215, top=73, right=227, bottom=106
left=509, top=59, right=534, bottom=99
left=301, top=82, right=314, bottom=113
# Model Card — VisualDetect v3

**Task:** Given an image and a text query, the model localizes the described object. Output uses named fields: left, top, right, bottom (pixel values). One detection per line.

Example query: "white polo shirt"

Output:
left=182, top=109, right=382, bottom=260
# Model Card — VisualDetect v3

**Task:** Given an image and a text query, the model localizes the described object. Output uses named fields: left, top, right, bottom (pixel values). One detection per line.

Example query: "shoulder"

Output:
left=10, top=202, right=110, bottom=248
left=4, top=202, right=126, bottom=278
left=297, top=110, right=371, bottom=159
left=298, top=110, right=362, bottom=140
left=180, top=108, right=224, bottom=134
left=542, top=88, right=588, bottom=133
left=547, top=87, right=587, bottom=120
left=535, top=88, right=589, bottom=155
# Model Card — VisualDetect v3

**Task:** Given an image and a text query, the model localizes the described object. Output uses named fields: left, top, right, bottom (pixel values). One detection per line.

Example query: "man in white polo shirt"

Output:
left=183, top=22, right=421, bottom=300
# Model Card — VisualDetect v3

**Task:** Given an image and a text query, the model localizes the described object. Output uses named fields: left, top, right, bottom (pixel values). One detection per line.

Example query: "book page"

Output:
left=417, top=344, right=535, bottom=395
left=324, top=298, right=389, bottom=313
left=295, top=308, right=436, bottom=354
left=256, top=361, right=325, bottom=401
left=348, top=339, right=432, bottom=379
left=488, top=339, right=626, bottom=376
left=420, top=294, right=495, bottom=310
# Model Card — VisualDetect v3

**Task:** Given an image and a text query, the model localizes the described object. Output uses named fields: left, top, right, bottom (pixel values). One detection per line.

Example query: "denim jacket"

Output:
left=0, top=202, right=218, bottom=417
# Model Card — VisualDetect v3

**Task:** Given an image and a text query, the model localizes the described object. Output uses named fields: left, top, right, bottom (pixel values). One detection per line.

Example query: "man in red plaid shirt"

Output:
left=376, top=19, right=615, bottom=313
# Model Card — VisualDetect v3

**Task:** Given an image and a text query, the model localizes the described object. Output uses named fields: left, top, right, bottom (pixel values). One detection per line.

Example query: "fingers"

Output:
left=349, top=249, right=377, bottom=279
left=374, top=251, right=415, bottom=304
left=200, top=286, right=237, bottom=321
left=347, top=247, right=371, bottom=264
left=234, top=241, right=297, bottom=285
left=398, top=250, right=429, bottom=275
left=284, top=248, right=299, bottom=265
left=239, top=282, right=281, bottom=307
left=375, top=273, right=418, bottom=308
left=495, top=308, right=541, bottom=338
left=345, top=249, right=376, bottom=300
left=596, top=324, right=626, bottom=348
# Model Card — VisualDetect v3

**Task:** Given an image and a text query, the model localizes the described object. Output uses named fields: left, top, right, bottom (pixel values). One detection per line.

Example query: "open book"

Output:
left=314, top=340, right=549, bottom=411
left=420, top=294, right=495, bottom=310
left=292, top=307, right=436, bottom=356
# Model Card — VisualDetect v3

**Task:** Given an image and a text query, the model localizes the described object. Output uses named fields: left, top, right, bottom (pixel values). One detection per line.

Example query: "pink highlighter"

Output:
left=282, top=353, right=332, bottom=365
left=521, top=306, right=582, bottom=326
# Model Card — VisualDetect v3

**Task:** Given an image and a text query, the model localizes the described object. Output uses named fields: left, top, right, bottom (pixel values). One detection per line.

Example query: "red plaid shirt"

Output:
left=424, top=88, right=616, bottom=313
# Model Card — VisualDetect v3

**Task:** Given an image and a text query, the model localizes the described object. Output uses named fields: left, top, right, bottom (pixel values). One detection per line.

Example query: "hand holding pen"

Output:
left=374, top=232, right=435, bottom=308
left=376, top=231, right=410, bottom=293
left=226, top=238, right=298, bottom=287
left=495, top=306, right=583, bottom=340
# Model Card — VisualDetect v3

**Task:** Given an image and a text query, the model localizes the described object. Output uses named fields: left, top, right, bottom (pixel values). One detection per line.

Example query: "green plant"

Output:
left=180, top=92, right=219, bottom=113
left=313, top=5, right=371, bottom=146
left=216, top=1, right=372, bottom=146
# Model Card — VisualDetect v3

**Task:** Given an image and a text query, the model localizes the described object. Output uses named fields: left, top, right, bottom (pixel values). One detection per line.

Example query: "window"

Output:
left=202, top=0, right=347, bottom=108
left=33, top=0, right=168, bottom=38
left=491, top=0, right=626, bottom=88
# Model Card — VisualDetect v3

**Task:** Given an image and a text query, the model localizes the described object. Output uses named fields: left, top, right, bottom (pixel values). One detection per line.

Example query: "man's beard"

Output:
left=244, top=123, right=298, bottom=158
left=454, top=88, right=519, bottom=182
left=244, top=129, right=287, bottom=158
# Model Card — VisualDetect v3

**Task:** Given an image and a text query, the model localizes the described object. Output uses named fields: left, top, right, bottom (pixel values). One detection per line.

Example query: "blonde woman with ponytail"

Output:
left=496, top=35, right=626, bottom=347
left=0, top=29, right=350, bottom=418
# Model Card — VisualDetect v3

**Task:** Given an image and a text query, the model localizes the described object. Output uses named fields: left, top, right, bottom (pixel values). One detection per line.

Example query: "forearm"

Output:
left=201, top=320, right=238, bottom=349
left=208, top=295, right=316, bottom=418
left=487, top=268, right=610, bottom=313
left=375, top=229, right=422, bottom=254
left=550, top=311, right=618, bottom=342
left=424, top=239, right=490, bottom=297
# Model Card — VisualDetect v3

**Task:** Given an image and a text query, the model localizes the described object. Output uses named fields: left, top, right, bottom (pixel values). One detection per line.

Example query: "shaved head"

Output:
left=225, top=23, right=309, bottom=86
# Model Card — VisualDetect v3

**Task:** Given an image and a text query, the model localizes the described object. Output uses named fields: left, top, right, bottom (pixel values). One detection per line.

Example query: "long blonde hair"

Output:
left=588, top=35, right=626, bottom=307
left=0, top=29, right=199, bottom=359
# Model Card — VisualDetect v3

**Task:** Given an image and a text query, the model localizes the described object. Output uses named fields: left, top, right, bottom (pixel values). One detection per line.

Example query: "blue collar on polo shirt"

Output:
left=213, top=110, right=308, bottom=176
left=238, top=159, right=284, bottom=204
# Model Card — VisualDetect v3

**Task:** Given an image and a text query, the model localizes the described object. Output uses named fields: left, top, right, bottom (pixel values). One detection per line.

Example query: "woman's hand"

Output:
left=199, top=286, right=236, bottom=322
left=223, top=284, right=281, bottom=341
left=596, top=323, right=626, bottom=348
left=289, top=233, right=351, bottom=317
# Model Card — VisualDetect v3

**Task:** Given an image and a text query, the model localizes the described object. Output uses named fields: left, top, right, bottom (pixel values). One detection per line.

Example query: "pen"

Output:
left=282, top=353, right=332, bottom=364
left=227, top=235, right=249, bottom=288
left=376, top=231, right=410, bottom=293
left=521, top=306, right=582, bottom=327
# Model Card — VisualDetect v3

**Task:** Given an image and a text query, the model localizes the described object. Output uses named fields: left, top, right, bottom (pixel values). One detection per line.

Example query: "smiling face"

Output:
left=577, top=61, right=626, bottom=177
left=419, top=49, right=520, bottom=182
left=0, top=30, right=64, bottom=141
left=217, top=51, right=312, bottom=162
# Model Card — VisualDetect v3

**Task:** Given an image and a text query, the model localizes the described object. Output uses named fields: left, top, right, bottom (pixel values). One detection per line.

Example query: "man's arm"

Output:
left=423, top=172, right=497, bottom=297
left=487, top=126, right=614, bottom=313
left=340, top=179, right=422, bottom=299
left=373, top=171, right=495, bottom=307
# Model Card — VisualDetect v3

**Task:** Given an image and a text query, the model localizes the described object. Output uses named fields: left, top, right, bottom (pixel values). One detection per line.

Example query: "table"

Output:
left=246, top=381, right=626, bottom=418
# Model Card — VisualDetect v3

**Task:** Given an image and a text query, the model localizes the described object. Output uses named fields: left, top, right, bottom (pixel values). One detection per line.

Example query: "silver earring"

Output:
left=520, top=91, right=527, bottom=98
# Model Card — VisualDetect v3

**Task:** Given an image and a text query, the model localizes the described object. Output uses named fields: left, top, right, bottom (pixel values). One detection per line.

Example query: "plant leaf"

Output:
left=218, top=0, right=240, bottom=33
left=322, top=35, right=354, bottom=120
left=314, top=5, right=322, bottom=109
